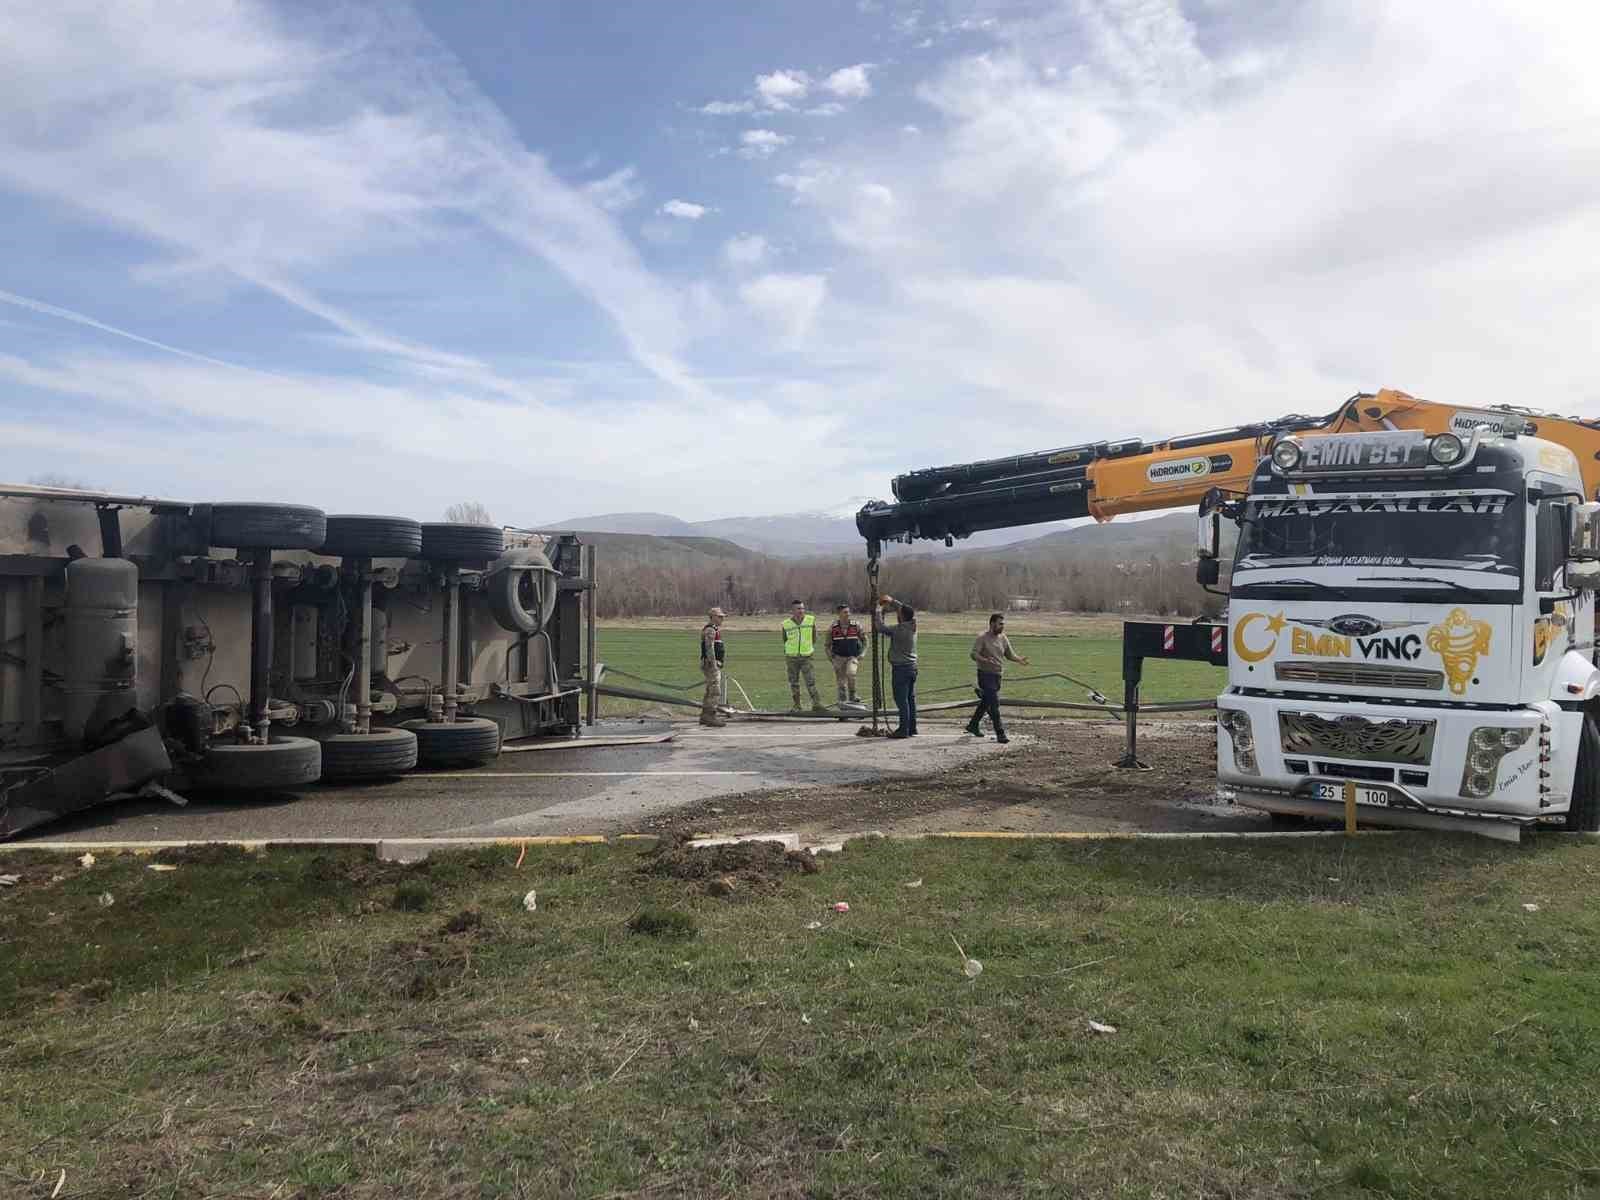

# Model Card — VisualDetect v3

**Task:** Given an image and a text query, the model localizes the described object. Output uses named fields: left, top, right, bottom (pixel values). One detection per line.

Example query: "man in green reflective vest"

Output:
left=781, top=599, right=827, bottom=715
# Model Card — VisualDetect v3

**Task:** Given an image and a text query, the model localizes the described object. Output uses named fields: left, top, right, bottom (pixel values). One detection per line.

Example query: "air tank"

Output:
left=62, top=557, right=139, bottom=743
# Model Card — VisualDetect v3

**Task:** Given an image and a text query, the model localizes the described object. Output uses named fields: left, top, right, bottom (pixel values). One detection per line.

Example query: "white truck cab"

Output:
left=1204, top=425, right=1600, bottom=838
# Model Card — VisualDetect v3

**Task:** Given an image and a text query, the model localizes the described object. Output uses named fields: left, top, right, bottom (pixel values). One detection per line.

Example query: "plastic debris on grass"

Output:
left=0, top=874, right=18, bottom=887
left=832, top=901, right=850, bottom=913
left=147, top=864, right=177, bottom=873
left=523, top=889, right=538, bottom=913
left=78, top=853, right=95, bottom=869
left=951, top=933, right=982, bottom=980
left=1089, top=1020, right=1118, bottom=1035
left=97, top=892, right=114, bottom=908
left=1523, top=902, right=1540, bottom=912
left=805, top=920, right=823, bottom=930
left=904, top=878, right=923, bottom=888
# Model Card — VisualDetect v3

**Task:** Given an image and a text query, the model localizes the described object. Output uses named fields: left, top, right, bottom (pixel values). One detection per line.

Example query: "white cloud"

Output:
left=740, top=129, right=792, bottom=158
left=584, top=166, right=644, bottom=213
left=0, top=1, right=703, bottom=400
left=807, top=102, right=847, bottom=117
left=755, top=69, right=811, bottom=110
left=822, top=64, right=875, bottom=99
left=699, top=99, right=755, bottom=115
left=722, top=234, right=769, bottom=267
left=660, top=199, right=710, bottom=220
left=739, top=273, right=827, bottom=346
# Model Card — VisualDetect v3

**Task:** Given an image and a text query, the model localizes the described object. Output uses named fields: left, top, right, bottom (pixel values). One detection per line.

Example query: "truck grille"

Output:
left=1279, top=711, right=1436, bottom=766
left=1275, top=662, right=1444, bottom=691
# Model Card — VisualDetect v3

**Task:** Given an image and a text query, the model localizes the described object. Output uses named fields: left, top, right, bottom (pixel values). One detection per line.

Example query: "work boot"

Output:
left=700, top=711, right=727, bottom=728
left=965, top=720, right=983, bottom=737
left=812, top=702, right=830, bottom=715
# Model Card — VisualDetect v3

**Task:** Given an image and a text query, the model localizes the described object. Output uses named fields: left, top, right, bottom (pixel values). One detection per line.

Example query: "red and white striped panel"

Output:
left=1211, top=626, right=1224, bottom=655
left=1162, top=624, right=1175, bottom=652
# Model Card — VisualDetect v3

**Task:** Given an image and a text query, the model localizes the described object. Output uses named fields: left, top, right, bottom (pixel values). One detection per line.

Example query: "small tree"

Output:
left=444, top=501, right=494, bottom=525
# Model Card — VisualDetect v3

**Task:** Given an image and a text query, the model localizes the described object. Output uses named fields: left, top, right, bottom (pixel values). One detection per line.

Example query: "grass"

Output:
left=4, top=835, right=1600, bottom=1198
left=596, top=615, right=1223, bottom=716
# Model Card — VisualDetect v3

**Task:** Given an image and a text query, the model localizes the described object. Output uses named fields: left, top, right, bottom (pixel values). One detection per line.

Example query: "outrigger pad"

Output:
left=0, top=724, right=172, bottom=840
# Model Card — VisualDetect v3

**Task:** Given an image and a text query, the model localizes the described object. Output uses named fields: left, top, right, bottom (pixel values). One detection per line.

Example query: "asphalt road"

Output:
left=18, top=719, right=1005, bottom=844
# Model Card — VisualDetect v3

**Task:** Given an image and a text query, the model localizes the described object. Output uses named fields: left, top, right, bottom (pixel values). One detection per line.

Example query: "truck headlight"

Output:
left=1429, top=432, right=1464, bottom=465
left=1217, top=708, right=1259, bottom=775
left=1271, top=439, right=1303, bottom=471
left=1459, top=725, right=1532, bottom=799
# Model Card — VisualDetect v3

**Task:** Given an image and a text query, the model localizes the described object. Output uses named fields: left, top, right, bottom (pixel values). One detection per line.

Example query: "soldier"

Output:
left=700, top=606, right=727, bottom=728
left=826, top=603, right=865, bottom=705
left=781, top=599, right=827, bottom=715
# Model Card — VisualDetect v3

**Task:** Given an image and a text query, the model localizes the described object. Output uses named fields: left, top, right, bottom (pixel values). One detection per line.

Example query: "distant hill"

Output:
left=548, top=506, right=1083, bottom=559
left=950, top=512, right=1237, bottom=561
left=557, top=530, right=762, bottom=568
left=547, top=512, right=698, bottom=537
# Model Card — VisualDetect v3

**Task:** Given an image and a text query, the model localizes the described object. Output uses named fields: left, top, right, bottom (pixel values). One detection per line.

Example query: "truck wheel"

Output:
left=420, top=523, right=505, bottom=564
left=318, top=727, right=419, bottom=781
left=403, top=717, right=501, bottom=767
left=1565, top=715, right=1600, bottom=832
left=486, top=548, right=558, bottom=634
left=321, top=515, right=424, bottom=559
left=210, top=504, right=328, bottom=551
left=186, top=736, right=322, bottom=793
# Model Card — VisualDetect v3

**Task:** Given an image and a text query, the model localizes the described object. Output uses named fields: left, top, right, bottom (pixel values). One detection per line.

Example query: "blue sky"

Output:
left=1, top=0, right=1596, bottom=524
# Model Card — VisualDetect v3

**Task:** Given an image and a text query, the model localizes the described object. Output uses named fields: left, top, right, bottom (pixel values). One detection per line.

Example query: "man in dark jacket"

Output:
left=872, top=594, right=918, bottom=738
left=826, top=603, right=865, bottom=705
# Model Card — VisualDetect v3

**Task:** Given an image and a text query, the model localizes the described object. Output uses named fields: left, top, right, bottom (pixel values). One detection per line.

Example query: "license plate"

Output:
left=1312, top=782, right=1390, bottom=808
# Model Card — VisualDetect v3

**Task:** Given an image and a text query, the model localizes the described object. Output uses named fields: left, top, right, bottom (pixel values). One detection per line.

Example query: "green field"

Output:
left=596, top=624, right=1225, bottom=716
left=4, top=836, right=1599, bottom=1198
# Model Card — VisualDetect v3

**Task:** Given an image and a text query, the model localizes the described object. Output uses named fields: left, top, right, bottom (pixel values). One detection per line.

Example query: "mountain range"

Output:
left=541, top=507, right=1202, bottom=561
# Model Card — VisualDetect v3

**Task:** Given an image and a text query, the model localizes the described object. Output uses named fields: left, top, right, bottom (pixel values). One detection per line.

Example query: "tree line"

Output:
left=593, top=549, right=1221, bottom=620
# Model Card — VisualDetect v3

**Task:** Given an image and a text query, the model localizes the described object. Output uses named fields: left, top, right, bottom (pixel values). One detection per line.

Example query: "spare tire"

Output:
left=403, top=717, right=502, bottom=767
left=420, top=523, right=504, bottom=564
left=210, top=504, right=327, bottom=551
left=486, top=548, right=559, bottom=634
left=322, top=514, right=424, bottom=559
left=186, top=735, right=322, bottom=793
left=319, top=727, right=419, bottom=781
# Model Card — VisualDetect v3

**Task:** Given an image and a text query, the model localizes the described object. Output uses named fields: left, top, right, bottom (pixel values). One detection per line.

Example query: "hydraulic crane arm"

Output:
left=856, top=388, right=1600, bottom=552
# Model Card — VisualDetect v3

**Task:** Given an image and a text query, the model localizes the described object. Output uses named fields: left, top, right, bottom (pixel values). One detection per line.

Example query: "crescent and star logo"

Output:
left=1232, top=611, right=1286, bottom=662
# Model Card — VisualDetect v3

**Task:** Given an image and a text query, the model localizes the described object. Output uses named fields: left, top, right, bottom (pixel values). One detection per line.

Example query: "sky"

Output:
left=0, top=0, right=1596, bottom=525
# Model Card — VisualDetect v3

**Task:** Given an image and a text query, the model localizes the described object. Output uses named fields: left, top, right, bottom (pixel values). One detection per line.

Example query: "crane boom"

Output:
left=856, top=388, right=1600, bottom=550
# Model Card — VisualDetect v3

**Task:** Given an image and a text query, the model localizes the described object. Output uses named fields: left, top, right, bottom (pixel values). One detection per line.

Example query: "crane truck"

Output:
left=856, top=389, right=1600, bottom=838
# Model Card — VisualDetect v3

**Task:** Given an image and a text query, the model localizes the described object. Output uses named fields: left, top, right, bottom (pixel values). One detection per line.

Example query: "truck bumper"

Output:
left=1230, top=783, right=1530, bottom=842
left=1217, top=693, right=1576, bottom=833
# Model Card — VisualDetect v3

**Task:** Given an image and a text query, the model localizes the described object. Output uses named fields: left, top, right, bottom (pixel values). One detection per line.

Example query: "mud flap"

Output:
left=0, top=725, right=172, bottom=840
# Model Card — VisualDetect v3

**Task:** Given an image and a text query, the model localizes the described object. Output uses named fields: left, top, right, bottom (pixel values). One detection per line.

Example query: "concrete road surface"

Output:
left=16, top=719, right=1006, bottom=844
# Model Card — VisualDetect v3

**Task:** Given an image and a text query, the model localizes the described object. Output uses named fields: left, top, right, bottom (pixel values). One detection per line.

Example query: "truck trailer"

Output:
left=0, top=490, right=594, bottom=838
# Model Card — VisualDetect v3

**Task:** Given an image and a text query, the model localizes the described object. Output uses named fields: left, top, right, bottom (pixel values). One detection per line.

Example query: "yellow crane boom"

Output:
left=856, top=388, right=1600, bottom=549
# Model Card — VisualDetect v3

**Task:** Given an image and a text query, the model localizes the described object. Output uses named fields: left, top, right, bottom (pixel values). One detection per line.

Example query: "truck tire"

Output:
left=318, top=727, right=419, bottom=781
left=186, top=736, right=322, bottom=793
left=1566, top=715, right=1600, bottom=832
left=486, top=548, right=559, bottom=634
left=420, top=523, right=504, bottom=564
left=322, top=515, right=424, bottom=559
left=403, top=717, right=501, bottom=767
left=210, top=504, right=327, bottom=551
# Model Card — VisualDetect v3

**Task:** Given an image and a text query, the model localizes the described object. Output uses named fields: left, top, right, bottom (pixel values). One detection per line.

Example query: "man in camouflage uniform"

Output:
left=700, top=606, right=727, bottom=728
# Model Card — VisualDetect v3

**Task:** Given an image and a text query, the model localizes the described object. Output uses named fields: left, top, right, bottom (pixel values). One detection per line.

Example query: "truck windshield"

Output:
left=1233, top=492, right=1522, bottom=584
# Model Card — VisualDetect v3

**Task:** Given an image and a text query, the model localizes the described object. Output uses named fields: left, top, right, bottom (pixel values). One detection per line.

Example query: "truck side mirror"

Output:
left=1567, top=560, right=1600, bottom=591
left=1569, top=502, right=1600, bottom=561
left=1196, top=488, right=1222, bottom=561
left=1196, top=557, right=1220, bottom=587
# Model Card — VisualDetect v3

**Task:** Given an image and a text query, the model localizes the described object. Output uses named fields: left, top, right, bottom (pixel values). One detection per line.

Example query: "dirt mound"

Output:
left=640, top=835, right=821, bottom=890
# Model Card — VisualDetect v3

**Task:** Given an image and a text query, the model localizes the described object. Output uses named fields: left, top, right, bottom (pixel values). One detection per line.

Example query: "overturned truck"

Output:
left=0, top=488, right=594, bottom=838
